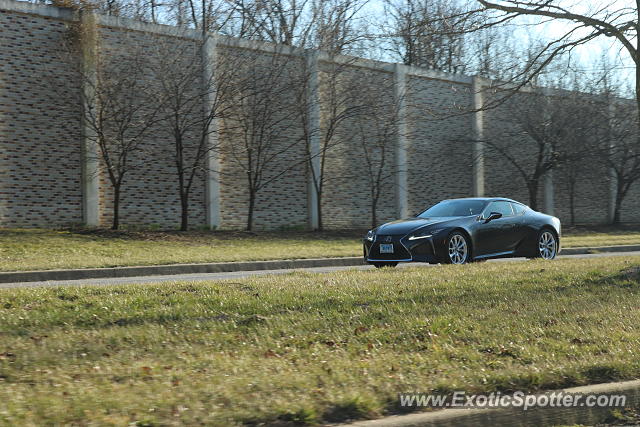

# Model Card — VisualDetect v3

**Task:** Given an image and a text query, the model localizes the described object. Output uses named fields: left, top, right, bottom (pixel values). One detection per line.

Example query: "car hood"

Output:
left=375, top=217, right=463, bottom=235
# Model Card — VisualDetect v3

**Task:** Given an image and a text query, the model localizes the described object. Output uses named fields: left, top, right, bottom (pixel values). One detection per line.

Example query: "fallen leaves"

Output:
left=0, top=352, right=16, bottom=361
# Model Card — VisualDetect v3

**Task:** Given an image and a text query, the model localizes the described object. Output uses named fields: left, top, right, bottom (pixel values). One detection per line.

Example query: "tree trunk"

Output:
left=613, top=185, right=625, bottom=225
left=112, top=185, right=121, bottom=230
left=371, top=197, right=378, bottom=229
left=613, top=198, right=622, bottom=225
left=180, top=192, right=189, bottom=231
left=247, top=191, right=256, bottom=231
left=316, top=190, right=323, bottom=232
left=150, top=0, right=157, bottom=23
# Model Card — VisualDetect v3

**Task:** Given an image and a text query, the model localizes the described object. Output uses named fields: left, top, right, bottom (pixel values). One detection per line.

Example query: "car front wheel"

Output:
left=536, top=229, right=558, bottom=260
left=445, top=232, right=470, bottom=264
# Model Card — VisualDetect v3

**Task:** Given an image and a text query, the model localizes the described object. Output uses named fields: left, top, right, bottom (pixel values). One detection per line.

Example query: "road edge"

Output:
left=0, top=257, right=365, bottom=283
left=340, top=379, right=640, bottom=427
left=1, top=244, right=640, bottom=284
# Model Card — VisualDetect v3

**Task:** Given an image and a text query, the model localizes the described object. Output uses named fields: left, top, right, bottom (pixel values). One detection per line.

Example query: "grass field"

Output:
left=2, top=256, right=640, bottom=425
left=2, top=227, right=640, bottom=273
left=562, top=229, right=640, bottom=249
left=0, top=228, right=363, bottom=272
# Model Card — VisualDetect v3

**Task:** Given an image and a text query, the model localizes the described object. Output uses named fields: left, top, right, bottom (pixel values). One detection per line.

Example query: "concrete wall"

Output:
left=0, top=0, right=633, bottom=230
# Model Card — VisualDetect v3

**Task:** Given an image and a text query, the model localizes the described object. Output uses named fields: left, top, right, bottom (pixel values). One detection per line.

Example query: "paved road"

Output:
left=2, top=251, right=640, bottom=289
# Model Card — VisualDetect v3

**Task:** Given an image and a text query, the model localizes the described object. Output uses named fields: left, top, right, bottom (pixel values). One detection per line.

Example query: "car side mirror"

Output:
left=483, top=212, right=502, bottom=223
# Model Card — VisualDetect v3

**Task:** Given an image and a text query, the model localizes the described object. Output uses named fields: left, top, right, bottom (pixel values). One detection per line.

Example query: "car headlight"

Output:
left=366, top=230, right=375, bottom=241
left=408, top=229, right=438, bottom=241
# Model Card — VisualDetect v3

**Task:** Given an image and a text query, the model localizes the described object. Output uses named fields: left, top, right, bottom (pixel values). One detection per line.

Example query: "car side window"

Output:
left=486, top=201, right=513, bottom=218
left=511, top=203, right=525, bottom=216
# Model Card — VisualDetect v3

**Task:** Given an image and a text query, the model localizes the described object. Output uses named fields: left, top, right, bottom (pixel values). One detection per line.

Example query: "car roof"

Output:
left=443, top=197, right=524, bottom=204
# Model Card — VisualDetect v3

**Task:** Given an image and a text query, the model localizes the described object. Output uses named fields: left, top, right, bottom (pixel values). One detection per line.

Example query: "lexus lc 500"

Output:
left=363, top=197, right=561, bottom=267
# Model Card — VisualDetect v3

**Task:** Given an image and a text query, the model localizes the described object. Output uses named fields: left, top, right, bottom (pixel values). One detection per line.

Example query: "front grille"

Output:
left=370, top=236, right=411, bottom=260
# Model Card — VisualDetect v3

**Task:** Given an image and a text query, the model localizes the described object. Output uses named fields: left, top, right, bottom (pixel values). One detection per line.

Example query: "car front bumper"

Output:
left=363, top=234, right=440, bottom=264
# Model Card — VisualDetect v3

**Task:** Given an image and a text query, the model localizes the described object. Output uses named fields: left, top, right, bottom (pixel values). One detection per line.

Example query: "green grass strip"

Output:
left=1, top=256, right=640, bottom=425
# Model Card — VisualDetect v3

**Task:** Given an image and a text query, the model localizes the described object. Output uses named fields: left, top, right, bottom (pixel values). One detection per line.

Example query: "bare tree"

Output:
left=468, top=24, right=509, bottom=79
left=291, top=1, right=369, bottom=231
left=216, top=0, right=370, bottom=231
left=173, top=0, right=235, bottom=35
left=296, top=58, right=366, bottom=230
left=381, top=0, right=470, bottom=72
left=308, top=0, right=370, bottom=52
left=475, top=1, right=639, bottom=115
left=553, top=92, right=603, bottom=225
left=222, top=50, right=306, bottom=230
left=149, top=38, right=238, bottom=230
left=601, top=100, right=640, bottom=224
left=584, top=63, right=640, bottom=225
left=80, top=52, right=161, bottom=229
left=221, top=0, right=314, bottom=45
left=556, top=125, right=597, bottom=226
left=483, top=90, right=600, bottom=211
left=217, top=0, right=370, bottom=51
left=42, top=0, right=369, bottom=54
left=351, top=74, right=402, bottom=228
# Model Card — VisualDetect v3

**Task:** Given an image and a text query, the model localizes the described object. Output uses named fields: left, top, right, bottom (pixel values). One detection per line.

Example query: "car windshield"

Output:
left=418, top=200, right=487, bottom=218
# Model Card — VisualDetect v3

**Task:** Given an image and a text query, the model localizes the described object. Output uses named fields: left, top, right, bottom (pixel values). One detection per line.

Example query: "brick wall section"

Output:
left=483, top=91, right=546, bottom=209
left=549, top=96, right=611, bottom=225
left=621, top=183, right=640, bottom=223
left=483, top=91, right=612, bottom=224
left=96, top=27, right=206, bottom=228
left=319, top=65, right=397, bottom=229
left=217, top=46, right=308, bottom=230
left=406, top=77, right=474, bottom=215
left=0, top=10, right=83, bottom=226
left=554, top=159, right=610, bottom=225
left=613, top=102, right=640, bottom=224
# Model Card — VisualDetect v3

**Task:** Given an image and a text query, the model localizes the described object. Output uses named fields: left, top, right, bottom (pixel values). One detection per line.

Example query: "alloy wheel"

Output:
left=448, top=234, right=468, bottom=264
left=538, top=231, right=557, bottom=260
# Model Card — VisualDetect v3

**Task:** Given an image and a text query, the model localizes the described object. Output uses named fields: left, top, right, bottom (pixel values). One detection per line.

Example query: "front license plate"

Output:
left=380, top=243, right=394, bottom=254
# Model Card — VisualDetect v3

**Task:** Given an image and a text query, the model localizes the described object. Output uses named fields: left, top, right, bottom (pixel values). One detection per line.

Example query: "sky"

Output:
left=362, top=0, right=636, bottom=90
left=536, top=0, right=636, bottom=77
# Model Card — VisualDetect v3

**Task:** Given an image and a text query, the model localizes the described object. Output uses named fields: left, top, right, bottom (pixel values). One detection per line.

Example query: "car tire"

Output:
left=535, top=229, right=558, bottom=260
left=372, top=262, right=398, bottom=268
left=444, top=231, right=470, bottom=264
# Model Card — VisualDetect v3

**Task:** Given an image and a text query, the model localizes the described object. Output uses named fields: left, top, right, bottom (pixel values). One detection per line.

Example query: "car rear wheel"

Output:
left=445, top=232, right=470, bottom=264
left=372, top=262, right=398, bottom=268
left=536, top=229, right=557, bottom=260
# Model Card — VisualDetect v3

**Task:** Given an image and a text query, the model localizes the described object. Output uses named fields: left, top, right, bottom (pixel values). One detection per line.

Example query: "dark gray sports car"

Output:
left=363, top=197, right=561, bottom=267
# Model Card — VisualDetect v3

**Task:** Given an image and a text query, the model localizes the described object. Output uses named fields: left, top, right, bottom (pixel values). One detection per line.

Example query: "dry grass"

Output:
left=1, top=256, right=640, bottom=425
left=0, top=228, right=362, bottom=272
left=1, top=227, right=640, bottom=273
